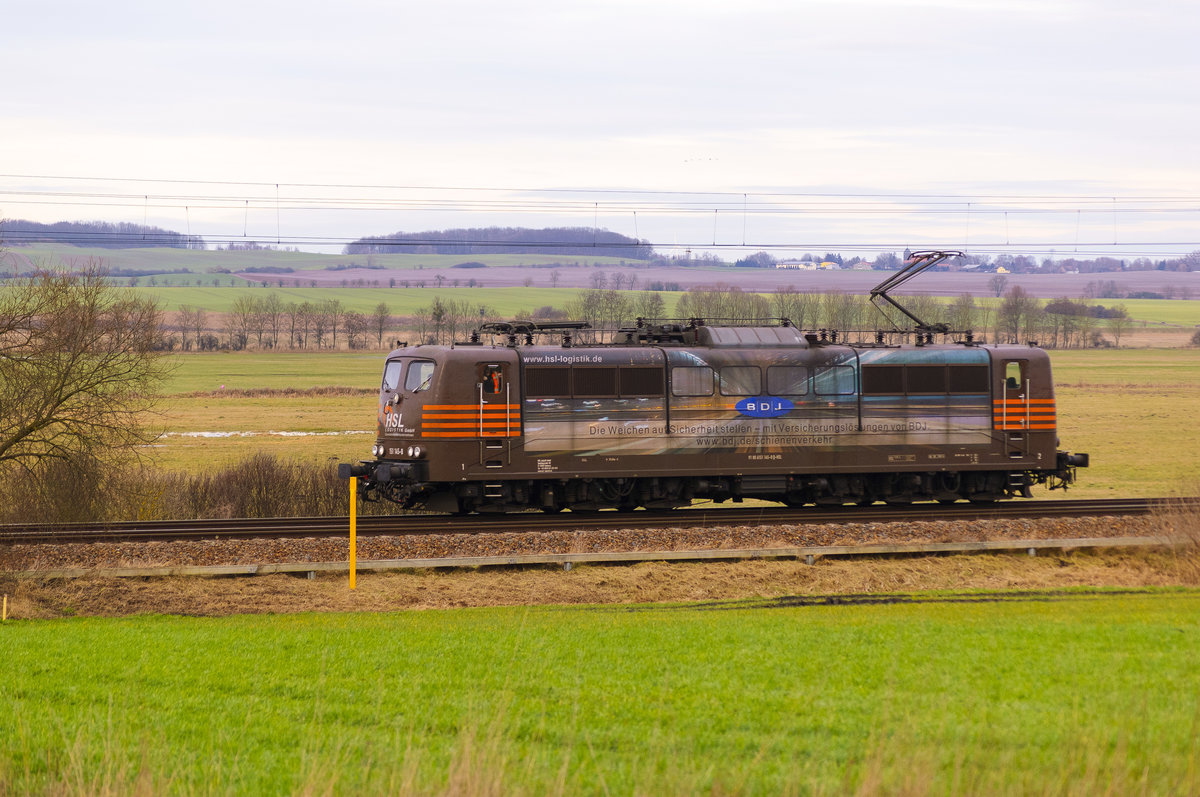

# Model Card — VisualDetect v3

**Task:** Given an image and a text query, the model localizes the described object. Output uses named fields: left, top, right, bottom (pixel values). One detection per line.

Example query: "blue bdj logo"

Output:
left=736, top=397, right=794, bottom=418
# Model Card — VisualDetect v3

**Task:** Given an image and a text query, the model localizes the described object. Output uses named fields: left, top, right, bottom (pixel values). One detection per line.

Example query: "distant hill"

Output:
left=344, top=226, right=654, bottom=259
left=0, top=219, right=205, bottom=249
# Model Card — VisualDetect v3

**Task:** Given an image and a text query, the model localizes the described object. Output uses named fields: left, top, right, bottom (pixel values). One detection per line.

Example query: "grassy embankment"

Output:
left=2, top=590, right=1198, bottom=795
left=152, top=348, right=1200, bottom=498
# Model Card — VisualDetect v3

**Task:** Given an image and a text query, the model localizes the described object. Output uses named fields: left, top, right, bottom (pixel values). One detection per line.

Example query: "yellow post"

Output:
left=349, top=477, right=357, bottom=590
left=2, top=594, right=6, bottom=621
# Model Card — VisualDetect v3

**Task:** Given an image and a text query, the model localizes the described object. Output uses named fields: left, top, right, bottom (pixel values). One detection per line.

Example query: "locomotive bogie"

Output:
left=340, top=324, right=1087, bottom=514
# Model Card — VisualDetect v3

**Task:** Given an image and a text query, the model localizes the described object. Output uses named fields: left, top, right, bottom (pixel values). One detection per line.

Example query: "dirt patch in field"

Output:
left=3, top=547, right=1197, bottom=620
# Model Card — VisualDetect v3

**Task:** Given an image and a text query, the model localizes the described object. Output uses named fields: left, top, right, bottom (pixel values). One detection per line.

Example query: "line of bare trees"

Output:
left=165, top=283, right=1139, bottom=352
left=173, top=296, right=393, bottom=351
left=564, top=284, right=1132, bottom=349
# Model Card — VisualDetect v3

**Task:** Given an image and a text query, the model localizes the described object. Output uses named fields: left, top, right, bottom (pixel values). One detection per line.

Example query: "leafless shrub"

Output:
left=0, top=454, right=367, bottom=523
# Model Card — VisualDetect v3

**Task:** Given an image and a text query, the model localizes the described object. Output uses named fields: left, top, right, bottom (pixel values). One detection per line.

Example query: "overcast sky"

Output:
left=3, top=0, right=1199, bottom=258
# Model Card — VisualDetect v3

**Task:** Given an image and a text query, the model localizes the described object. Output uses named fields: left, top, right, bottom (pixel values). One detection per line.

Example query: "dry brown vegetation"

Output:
left=1156, top=483, right=1200, bottom=581
left=178, top=385, right=375, bottom=398
left=4, top=546, right=1197, bottom=620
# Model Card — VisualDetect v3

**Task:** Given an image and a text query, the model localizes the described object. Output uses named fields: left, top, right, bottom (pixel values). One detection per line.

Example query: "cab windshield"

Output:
left=404, top=360, right=436, bottom=392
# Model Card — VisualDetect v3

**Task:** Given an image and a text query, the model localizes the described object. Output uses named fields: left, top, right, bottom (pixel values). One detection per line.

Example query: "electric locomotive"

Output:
left=339, top=317, right=1088, bottom=514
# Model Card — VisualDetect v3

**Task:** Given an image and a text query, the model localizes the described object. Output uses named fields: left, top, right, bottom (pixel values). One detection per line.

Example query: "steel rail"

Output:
left=1, top=497, right=1194, bottom=546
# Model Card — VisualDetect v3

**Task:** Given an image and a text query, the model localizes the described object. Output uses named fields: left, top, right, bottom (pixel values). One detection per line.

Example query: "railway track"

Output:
left=1, top=497, right=1194, bottom=546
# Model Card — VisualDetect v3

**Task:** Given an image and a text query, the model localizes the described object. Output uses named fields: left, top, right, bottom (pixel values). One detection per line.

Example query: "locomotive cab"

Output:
left=340, top=345, right=523, bottom=511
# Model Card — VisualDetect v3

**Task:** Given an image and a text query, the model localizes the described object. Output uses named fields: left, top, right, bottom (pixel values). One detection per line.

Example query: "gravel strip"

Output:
left=0, top=515, right=1160, bottom=572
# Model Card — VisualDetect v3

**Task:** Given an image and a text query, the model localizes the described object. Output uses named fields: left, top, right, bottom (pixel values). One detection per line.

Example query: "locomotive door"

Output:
left=477, top=362, right=515, bottom=467
left=998, top=360, right=1030, bottom=458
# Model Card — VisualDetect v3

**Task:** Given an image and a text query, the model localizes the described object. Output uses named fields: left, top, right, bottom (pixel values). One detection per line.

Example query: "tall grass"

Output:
left=1157, top=479, right=1200, bottom=584
left=0, top=453, right=361, bottom=523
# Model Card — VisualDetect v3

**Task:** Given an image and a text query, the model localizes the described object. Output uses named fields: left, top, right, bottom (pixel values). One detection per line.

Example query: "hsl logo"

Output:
left=736, top=397, right=793, bottom=418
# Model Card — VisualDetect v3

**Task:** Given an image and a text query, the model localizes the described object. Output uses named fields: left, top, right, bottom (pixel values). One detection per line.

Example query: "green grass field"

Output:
left=8, top=243, right=637, bottom=275
left=136, top=285, right=1199, bottom=327
left=2, top=590, right=1197, bottom=795
left=143, top=285, right=596, bottom=315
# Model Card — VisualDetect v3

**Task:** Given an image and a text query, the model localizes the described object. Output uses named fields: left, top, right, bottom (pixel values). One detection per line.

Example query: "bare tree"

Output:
left=311, top=303, right=330, bottom=349
left=998, top=286, right=1038, bottom=343
left=772, top=286, right=817, bottom=329
left=176, top=305, right=198, bottom=350
left=322, top=299, right=344, bottom=349
left=261, top=293, right=284, bottom=348
left=0, top=266, right=170, bottom=476
left=372, top=302, right=391, bottom=348
left=988, top=274, right=1009, bottom=297
left=947, top=294, right=977, bottom=332
left=284, top=301, right=302, bottom=349
left=632, top=290, right=665, bottom=321
left=343, top=311, right=366, bottom=349
left=1106, top=305, right=1130, bottom=348
left=225, top=295, right=256, bottom=350
left=177, top=304, right=207, bottom=350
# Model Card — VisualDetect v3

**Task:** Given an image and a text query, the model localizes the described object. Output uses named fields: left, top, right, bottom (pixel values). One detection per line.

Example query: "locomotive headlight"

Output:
left=405, top=445, right=416, bottom=458
left=372, top=444, right=383, bottom=458
left=411, top=445, right=423, bottom=459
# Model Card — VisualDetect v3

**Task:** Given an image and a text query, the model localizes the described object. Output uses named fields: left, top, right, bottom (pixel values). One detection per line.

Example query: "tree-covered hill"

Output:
left=344, top=226, right=653, bottom=259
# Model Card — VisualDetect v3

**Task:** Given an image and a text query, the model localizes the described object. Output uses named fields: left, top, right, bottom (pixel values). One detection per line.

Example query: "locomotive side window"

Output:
left=671, top=366, right=714, bottom=396
left=404, top=360, right=436, bottom=392
left=525, top=366, right=570, bottom=397
left=382, top=360, right=404, bottom=391
left=767, top=366, right=809, bottom=396
left=862, top=365, right=904, bottom=395
left=814, top=365, right=855, bottom=395
left=719, top=366, right=761, bottom=396
left=619, top=367, right=664, bottom=397
left=948, top=365, right=989, bottom=393
left=906, top=365, right=947, bottom=394
left=573, top=366, right=619, bottom=398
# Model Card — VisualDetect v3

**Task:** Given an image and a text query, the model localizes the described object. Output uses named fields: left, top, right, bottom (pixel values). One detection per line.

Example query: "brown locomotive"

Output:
left=339, top=318, right=1088, bottom=513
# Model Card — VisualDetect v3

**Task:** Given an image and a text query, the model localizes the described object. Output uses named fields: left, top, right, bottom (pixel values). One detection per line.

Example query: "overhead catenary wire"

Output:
left=3, top=173, right=1200, bottom=258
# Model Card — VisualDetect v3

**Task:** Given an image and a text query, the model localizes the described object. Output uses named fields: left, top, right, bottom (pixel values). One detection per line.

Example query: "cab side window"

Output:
left=481, top=364, right=504, bottom=395
left=1004, top=361, right=1025, bottom=393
